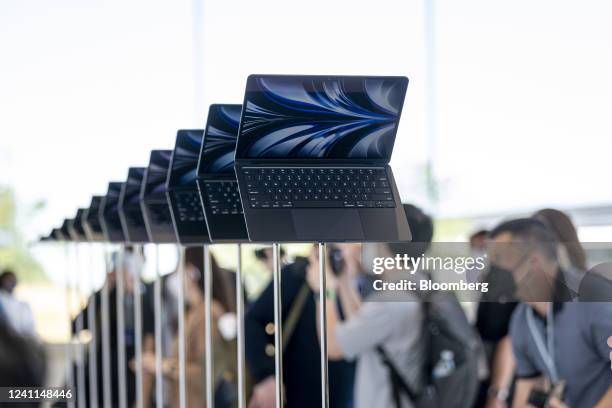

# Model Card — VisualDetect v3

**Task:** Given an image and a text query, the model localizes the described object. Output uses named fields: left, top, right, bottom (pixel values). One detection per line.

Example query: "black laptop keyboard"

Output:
left=204, top=181, right=243, bottom=215
left=243, top=167, right=395, bottom=209
left=174, top=191, right=205, bottom=222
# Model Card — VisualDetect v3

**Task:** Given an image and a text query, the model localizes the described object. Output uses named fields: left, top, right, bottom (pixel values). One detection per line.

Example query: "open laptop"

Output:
left=68, top=209, right=88, bottom=242
left=100, top=182, right=127, bottom=243
left=166, top=130, right=210, bottom=245
left=83, top=196, right=105, bottom=242
left=234, top=75, right=412, bottom=242
left=119, top=167, right=149, bottom=243
left=60, top=219, right=73, bottom=242
left=51, top=227, right=65, bottom=241
left=197, top=104, right=248, bottom=243
left=141, top=150, right=176, bottom=243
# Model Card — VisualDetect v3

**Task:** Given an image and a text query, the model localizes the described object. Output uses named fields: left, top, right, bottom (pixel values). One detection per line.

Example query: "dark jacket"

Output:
left=245, top=258, right=355, bottom=408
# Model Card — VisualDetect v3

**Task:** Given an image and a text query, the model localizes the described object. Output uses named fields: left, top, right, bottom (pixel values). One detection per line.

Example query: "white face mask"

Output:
left=217, top=313, right=237, bottom=340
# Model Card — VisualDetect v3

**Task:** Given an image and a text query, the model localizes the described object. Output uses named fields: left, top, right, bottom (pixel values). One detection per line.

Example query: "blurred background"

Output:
left=1, top=0, right=611, bottom=343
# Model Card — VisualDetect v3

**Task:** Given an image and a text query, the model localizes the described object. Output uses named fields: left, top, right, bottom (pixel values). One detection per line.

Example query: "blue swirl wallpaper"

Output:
left=169, top=130, right=205, bottom=187
left=144, top=150, right=172, bottom=196
left=236, top=76, right=408, bottom=160
left=124, top=167, right=145, bottom=206
left=199, top=104, right=242, bottom=175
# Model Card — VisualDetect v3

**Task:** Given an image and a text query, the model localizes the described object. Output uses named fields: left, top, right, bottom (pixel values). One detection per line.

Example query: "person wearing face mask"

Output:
left=489, top=218, right=612, bottom=408
left=140, top=246, right=238, bottom=408
left=477, top=209, right=590, bottom=408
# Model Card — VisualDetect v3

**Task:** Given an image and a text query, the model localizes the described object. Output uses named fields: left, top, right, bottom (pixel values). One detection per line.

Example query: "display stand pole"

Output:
left=177, top=246, right=187, bottom=408
left=318, top=243, right=329, bottom=408
left=74, top=244, right=86, bottom=408
left=273, top=243, right=283, bottom=408
left=153, top=244, right=163, bottom=408
left=101, top=246, right=112, bottom=408
left=116, top=247, right=128, bottom=408
left=64, top=244, right=76, bottom=408
left=87, top=243, right=99, bottom=408
left=204, top=244, right=213, bottom=408
left=134, top=244, right=144, bottom=408
left=236, top=243, right=246, bottom=408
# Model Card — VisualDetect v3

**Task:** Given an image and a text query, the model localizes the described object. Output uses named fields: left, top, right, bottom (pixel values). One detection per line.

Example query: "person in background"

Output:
left=533, top=208, right=587, bottom=294
left=0, top=314, right=46, bottom=408
left=489, top=218, right=612, bottom=408
left=306, top=204, right=433, bottom=408
left=609, top=336, right=612, bottom=369
left=141, top=247, right=237, bottom=408
left=253, top=246, right=286, bottom=275
left=246, top=246, right=355, bottom=408
left=0, top=269, right=37, bottom=337
left=479, top=209, right=588, bottom=408
left=471, top=229, right=490, bottom=255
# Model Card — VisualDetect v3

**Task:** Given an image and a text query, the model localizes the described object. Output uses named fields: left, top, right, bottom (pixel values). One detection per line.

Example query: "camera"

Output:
left=527, top=382, right=566, bottom=408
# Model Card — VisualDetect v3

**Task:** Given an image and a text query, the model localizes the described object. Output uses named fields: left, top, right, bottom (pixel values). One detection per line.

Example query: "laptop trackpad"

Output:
left=292, top=209, right=364, bottom=241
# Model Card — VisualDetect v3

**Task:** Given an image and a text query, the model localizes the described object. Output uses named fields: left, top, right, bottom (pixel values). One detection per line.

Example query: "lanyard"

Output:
left=526, top=303, right=559, bottom=382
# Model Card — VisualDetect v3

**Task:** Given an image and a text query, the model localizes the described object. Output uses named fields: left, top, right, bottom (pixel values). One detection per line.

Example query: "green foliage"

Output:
left=0, top=186, right=47, bottom=283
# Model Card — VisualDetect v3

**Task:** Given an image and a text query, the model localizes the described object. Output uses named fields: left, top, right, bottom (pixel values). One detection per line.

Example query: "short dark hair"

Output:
left=0, top=270, right=17, bottom=293
left=490, top=218, right=558, bottom=260
left=387, top=204, right=434, bottom=258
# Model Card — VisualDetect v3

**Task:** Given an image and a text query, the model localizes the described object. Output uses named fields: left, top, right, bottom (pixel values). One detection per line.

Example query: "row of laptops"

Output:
left=45, top=75, right=413, bottom=245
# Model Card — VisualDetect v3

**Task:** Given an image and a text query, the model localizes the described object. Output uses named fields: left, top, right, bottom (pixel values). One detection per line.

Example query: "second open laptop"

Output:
left=197, top=104, right=248, bottom=243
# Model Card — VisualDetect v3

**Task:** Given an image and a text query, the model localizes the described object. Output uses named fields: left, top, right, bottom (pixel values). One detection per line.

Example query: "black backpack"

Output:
left=377, top=290, right=481, bottom=408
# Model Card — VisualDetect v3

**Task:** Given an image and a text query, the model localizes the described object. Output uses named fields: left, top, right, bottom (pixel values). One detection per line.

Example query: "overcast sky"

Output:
left=1, top=0, right=611, bottom=242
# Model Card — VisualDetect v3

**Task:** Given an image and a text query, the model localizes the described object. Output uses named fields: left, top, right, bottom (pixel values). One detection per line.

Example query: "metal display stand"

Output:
left=177, top=246, right=187, bottom=408
left=153, top=244, right=163, bottom=408
left=273, top=244, right=283, bottom=408
left=87, top=243, right=99, bottom=408
left=133, top=244, right=144, bottom=408
left=73, top=244, right=86, bottom=408
left=64, top=244, right=76, bottom=408
left=116, top=247, right=128, bottom=408
left=204, top=244, right=213, bottom=408
left=101, top=246, right=112, bottom=408
left=236, top=243, right=246, bottom=408
left=318, top=243, right=329, bottom=408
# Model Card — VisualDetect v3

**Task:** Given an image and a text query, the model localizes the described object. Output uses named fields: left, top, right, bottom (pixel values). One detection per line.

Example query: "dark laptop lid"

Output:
left=60, top=219, right=73, bottom=241
left=197, top=104, right=242, bottom=177
left=235, top=75, right=408, bottom=162
left=51, top=228, right=64, bottom=241
left=68, top=209, right=88, bottom=241
left=168, top=129, right=205, bottom=189
left=142, top=150, right=172, bottom=201
left=101, top=182, right=126, bottom=242
left=83, top=196, right=105, bottom=241
left=120, top=167, right=149, bottom=243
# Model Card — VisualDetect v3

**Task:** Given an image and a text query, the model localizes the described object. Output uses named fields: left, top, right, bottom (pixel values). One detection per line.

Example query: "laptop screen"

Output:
left=86, top=196, right=103, bottom=229
left=236, top=75, right=408, bottom=160
left=124, top=167, right=145, bottom=206
left=72, top=209, right=87, bottom=239
left=168, top=130, right=204, bottom=187
left=143, top=150, right=172, bottom=198
left=103, top=182, right=124, bottom=232
left=198, top=104, right=242, bottom=175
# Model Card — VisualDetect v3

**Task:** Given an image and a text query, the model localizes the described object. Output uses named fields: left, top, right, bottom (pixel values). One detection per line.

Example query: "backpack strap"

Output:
left=376, top=346, right=420, bottom=407
left=282, top=282, right=311, bottom=350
